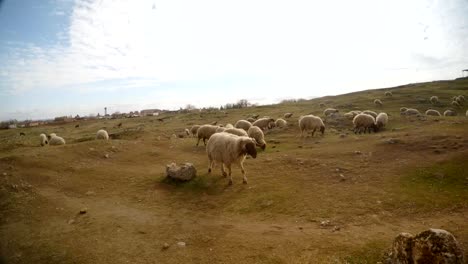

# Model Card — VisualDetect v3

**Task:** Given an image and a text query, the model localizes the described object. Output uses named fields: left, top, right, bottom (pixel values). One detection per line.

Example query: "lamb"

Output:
left=425, top=109, right=441, bottom=116
left=224, top=128, right=248, bottom=137
left=196, top=125, right=219, bottom=146
left=96, top=129, right=109, bottom=140
left=235, top=120, right=252, bottom=131
left=362, top=110, right=378, bottom=118
left=430, top=96, right=439, bottom=105
left=284, top=113, right=293, bottom=118
left=402, top=108, right=420, bottom=116
left=190, top=125, right=201, bottom=137
left=49, top=134, right=66, bottom=145
left=225, top=123, right=234, bottom=129
left=443, top=110, right=457, bottom=116
left=353, top=114, right=377, bottom=134
left=247, top=126, right=266, bottom=150
left=39, top=133, right=48, bottom=146
left=375, top=112, right=388, bottom=131
left=298, top=115, right=325, bottom=137
left=206, top=132, right=257, bottom=185
left=374, top=99, right=383, bottom=107
left=252, top=118, right=276, bottom=130
left=323, top=108, right=339, bottom=116
left=385, top=91, right=393, bottom=97
left=275, top=118, right=287, bottom=128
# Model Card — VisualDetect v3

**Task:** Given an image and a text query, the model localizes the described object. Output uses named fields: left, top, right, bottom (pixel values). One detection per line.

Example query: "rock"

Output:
left=162, top=243, right=170, bottom=250
left=85, top=191, right=95, bottom=196
left=339, top=174, right=346, bottom=181
left=166, top=163, right=197, bottom=181
left=176, top=241, right=186, bottom=247
left=320, top=220, right=331, bottom=227
left=68, top=219, right=75, bottom=224
left=354, top=150, right=362, bottom=155
left=79, top=208, right=87, bottom=214
left=390, top=229, right=465, bottom=264
left=385, top=138, right=400, bottom=144
left=2, top=172, right=7, bottom=176
left=339, top=134, right=346, bottom=138
left=104, top=154, right=110, bottom=159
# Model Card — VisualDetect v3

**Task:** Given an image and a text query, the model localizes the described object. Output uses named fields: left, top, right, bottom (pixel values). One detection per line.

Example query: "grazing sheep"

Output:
left=247, top=126, right=266, bottom=150
left=235, top=120, right=252, bottom=131
left=284, top=113, right=293, bottom=118
left=375, top=112, right=388, bottom=131
left=216, top=127, right=227, bottom=133
left=210, top=121, right=218, bottom=125
left=252, top=118, right=276, bottom=130
left=224, top=128, right=248, bottom=137
left=39, top=133, right=48, bottom=146
left=430, top=96, right=439, bottom=105
left=246, top=117, right=256, bottom=123
left=206, top=132, right=257, bottom=185
left=402, top=108, right=420, bottom=116
left=75, top=124, right=80, bottom=128
left=385, top=91, right=393, bottom=97
left=298, top=115, right=325, bottom=137
left=275, top=118, right=287, bottom=128
left=457, top=95, right=465, bottom=102
left=96, top=129, right=109, bottom=140
left=225, top=123, right=234, bottom=129
left=425, top=109, right=441, bottom=116
left=362, top=110, right=378, bottom=118
left=19, top=132, right=25, bottom=136
left=374, top=99, right=383, bottom=107
left=344, top=111, right=361, bottom=119
left=400, top=107, right=408, bottom=113
left=451, top=101, right=461, bottom=108
left=49, top=134, right=66, bottom=145
left=353, top=114, right=377, bottom=134
left=444, top=110, right=457, bottom=116
left=184, top=128, right=190, bottom=136
left=190, top=125, right=201, bottom=137
left=323, top=108, right=339, bottom=116
left=319, top=103, right=326, bottom=108
left=196, top=125, right=219, bottom=146
left=251, top=114, right=260, bottom=119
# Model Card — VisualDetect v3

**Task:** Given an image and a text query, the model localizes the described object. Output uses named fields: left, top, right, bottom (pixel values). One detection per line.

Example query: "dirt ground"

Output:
left=1, top=83, right=468, bottom=263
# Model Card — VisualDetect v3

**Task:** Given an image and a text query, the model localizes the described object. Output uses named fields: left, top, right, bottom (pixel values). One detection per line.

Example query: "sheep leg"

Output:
left=311, top=128, right=316, bottom=137
left=227, top=165, right=233, bottom=185
left=240, top=163, right=247, bottom=184
left=203, top=138, right=207, bottom=146
left=196, top=137, right=201, bottom=146
left=221, top=164, right=227, bottom=177
left=208, top=158, right=214, bottom=173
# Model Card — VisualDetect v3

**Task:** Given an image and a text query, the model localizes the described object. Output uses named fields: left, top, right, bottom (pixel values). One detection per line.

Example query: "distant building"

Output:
left=54, top=116, right=74, bottom=123
left=26, top=122, right=39, bottom=127
left=140, top=109, right=161, bottom=116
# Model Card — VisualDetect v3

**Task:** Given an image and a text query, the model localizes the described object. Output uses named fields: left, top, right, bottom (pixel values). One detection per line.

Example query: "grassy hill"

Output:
left=1, top=78, right=467, bottom=263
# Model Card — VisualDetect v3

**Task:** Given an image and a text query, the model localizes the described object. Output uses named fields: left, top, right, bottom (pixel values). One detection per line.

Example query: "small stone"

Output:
left=2, top=172, right=7, bottom=176
left=79, top=208, right=87, bottom=214
left=339, top=174, right=346, bottom=181
left=89, top=148, right=95, bottom=151
left=68, top=219, right=75, bottom=224
left=354, top=150, right=362, bottom=155
left=104, top=154, right=110, bottom=159
left=162, top=243, right=170, bottom=250
left=166, top=163, right=197, bottom=181
left=320, top=220, right=331, bottom=227
left=339, top=134, right=346, bottom=138
left=177, top=241, right=186, bottom=247
left=85, top=191, right=95, bottom=196
left=332, top=226, right=341, bottom=232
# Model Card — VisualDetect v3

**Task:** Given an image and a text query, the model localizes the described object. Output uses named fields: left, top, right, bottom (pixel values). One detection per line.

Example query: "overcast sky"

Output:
left=0, top=0, right=467, bottom=121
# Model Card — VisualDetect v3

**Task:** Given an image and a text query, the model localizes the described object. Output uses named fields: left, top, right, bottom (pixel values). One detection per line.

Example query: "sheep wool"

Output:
left=235, top=120, right=252, bottom=131
left=196, top=125, right=219, bottom=146
left=206, top=132, right=257, bottom=185
left=49, top=135, right=66, bottom=145
left=39, top=133, right=48, bottom=146
left=96, top=129, right=109, bottom=140
left=402, top=108, right=420, bottom=116
left=247, top=126, right=266, bottom=150
left=252, top=118, right=276, bottom=130
left=385, top=91, right=393, bottom=97
left=353, top=114, right=377, bottom=134
left=429, top=96, right=439, bottom=105
left=374, top=99, right=383, bottom=107
left=216, top=127, right=227, bottom=133
left=275, top=118, right=287, bottom=128
left=190, top=125, right=201, bottom=137
left=425, top=109, right=441, bottom=116
left=443, top=110, right=457, bottom=117
left=323, top=108, right=338, bottom=116
left=225, top=123, right=234, bottom=129
left=298, top=115, right=325, bottom=137
left=224, top=128, right=248, bottom=137
left=375, top=112, right=388, bottom=130
left=362, top=110, right=378, bottom=118
left=284, top=113, right=293, bottom=118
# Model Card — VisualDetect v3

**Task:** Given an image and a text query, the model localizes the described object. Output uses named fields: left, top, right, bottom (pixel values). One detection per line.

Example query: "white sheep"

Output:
left=425, top=109, right=441, bottom=116
left=216, top=127, right=227, bottom=133
left=206, top=132, right=257, bottom=185
left=246, top=117, right=256, bottom=123
left=275, top=118, right=287, bottom=128
left=96, top=129, right=109, bottom=140
left=374, top=99, right=383, bottom=107
left=430, top=96, right=439, bottom=105
left=451, top=101, right=461, bottom=108
left=298, top=115, right=325, bottom=137
left=375, top=112, right=388, bottom=131
left=344, top=111, right=361, bottom=119
left=400, top=107, right=408, bottom=113
left=247, top=126, right=266, bottom=150
left=235, top=120, right=253, bottom=131
left=402, top=108, right=420, bottom=116
left=225, top=123, right=234, bottom=129
left=49, top=134, right=66, bottom=145
left=457, top=95, right=465, bottom=102
left=443, top=110, right=457, bottom=116
left=385, top=91, right=393, bottom=97
left=252, top=118, right=276, bottom=130
left=362, top=110, right=378, bottom=118
left=184, top=128, right=190, bottom=136
left=224, top=128, right=248, bottom=137
left=323, top=108, right=338, bottom=116
left=190, top=125, right=201, bottom=137
left=284, top=113, right=293, bottom=118
left=196, top=125, right=219, bottom=146
left=39, top=133, right=48, bottom=146
left=353, top=114, right=377, bottom=134
left=319, top=103, right=326, bottom=108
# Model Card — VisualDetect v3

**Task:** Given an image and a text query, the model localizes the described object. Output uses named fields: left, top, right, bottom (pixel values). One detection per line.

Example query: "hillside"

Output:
left=1, top=78, right=467, bottom=263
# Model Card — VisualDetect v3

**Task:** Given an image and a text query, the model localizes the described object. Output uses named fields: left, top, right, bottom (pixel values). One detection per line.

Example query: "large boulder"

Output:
left=166, top=163, right=196, bottom=181
left=389, top=228, right=465, bottom=264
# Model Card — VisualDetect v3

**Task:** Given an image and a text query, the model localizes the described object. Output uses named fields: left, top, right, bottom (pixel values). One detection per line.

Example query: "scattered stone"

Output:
left=85, top=191, right=95, bottom=196
left=385, top=138, right=400, bottom=144
left=320, top=220, right=331, bottom=227
left=2, top=172, right=7, bottom=176
left=89, top=147, right=95, bottom=151
left=339, top=174, right=346, bottom=181
left=79, top=208, right=87, bottom=214
left=104, top=154, right=110, bottom=159
left=176, top=241, right=186, bottom=247
left=162, top=243, right=170, bottom=250
left=166, top=163, right=197, bottom=181
left=68, top=219, right=75, bottom=225
left=354, top=150, right=362, bottom=155
left=339, top=134, right=346, bottom=138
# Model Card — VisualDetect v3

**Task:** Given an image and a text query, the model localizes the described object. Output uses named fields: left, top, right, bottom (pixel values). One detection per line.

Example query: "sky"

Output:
left=0, top=0, right=467, bottom=121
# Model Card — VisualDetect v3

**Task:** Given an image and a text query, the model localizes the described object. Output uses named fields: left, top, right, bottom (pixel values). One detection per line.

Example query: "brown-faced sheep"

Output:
left=374, top=99, right=383, bottom=107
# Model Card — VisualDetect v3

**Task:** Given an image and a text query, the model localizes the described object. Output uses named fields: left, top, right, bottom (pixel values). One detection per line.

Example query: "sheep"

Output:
left=400, top=107, right=408, bottom=113
left=49, top=134, right=66, bottom=145
left=225, top=123, right=234, bottom=129
left=298, top=115, right=325, bottom=137
left=196, top=125, right=219, bottom=146
left=457, top=95, right=465, bottom=102
left=344, top=111, right=361, bottom=119
left=385, top=91, right=393, bottom=97
left=362, top=110, right=378, bottom=118
left=224, top=128, right=248, bottom=137
left=75, top=124, right=80, bottom=128
left=425, top=109, right=441, bottom=116
left=284, top=113, right=293, bottom=118
left=19, top=132, right=25, bottom=136
left=353, top=114, right=377, bottom=134
left=235, top=120, right=252, bottom=131
left=375, top=112, right=388, bottom=131
left=252, top=118, right=276, bottom=130
left=275, top=118, right=287, bottom=128
left=251, top=114, right=260, bottom=119
left=206, top=132, right=257, bottom=185
left=246, top=117, right=256, bottom=123
left=319, top=103, right=326, bottom=108
left=216, top=127, right=227, bottom=133
left=401, top=108, right=420, bottom=116
left=190, top=125, right=201, bottom=137
left=430, top=96, right=439, bottom=105
left=96, top=129, right=109, bottom=140
left=323, top=108, right=338, bottom=116
left=443, top=110, right=457, bottom=116
left=184, top=128, right=190, bottom=136
left=247, top=126, right=266, bottom=150
left=39, top=133, right=48, bottom=146
left=374, top=99, right=383, bottom=107
left=451, top=101, right=461, bottom=108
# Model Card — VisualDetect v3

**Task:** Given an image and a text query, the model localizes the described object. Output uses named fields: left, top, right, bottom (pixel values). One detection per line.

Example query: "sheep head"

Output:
left=320, top=125, right=325, bottom=135
left=241, top=138, right=257, bottom=159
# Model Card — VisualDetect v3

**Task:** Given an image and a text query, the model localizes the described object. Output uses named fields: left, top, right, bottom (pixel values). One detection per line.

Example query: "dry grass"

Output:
left=0, top=78, right=467, bottom=263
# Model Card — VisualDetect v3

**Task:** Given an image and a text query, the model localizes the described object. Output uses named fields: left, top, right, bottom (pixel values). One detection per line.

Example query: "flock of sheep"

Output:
left=39, top=129, right=109, bottom=146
